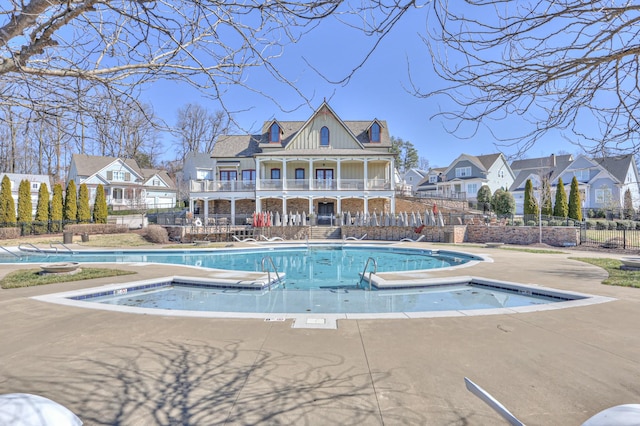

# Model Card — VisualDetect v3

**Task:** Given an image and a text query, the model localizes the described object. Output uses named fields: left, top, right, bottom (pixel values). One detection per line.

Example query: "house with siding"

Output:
left=68, top=154, right=176, bottom=210
left=426, top=153, right=514, bottom=201
left=399, top=168, right=427, bottom=196
left=185, top=102, right=396, bottom=224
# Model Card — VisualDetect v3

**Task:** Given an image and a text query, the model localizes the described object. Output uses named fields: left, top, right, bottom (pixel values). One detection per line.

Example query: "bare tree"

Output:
left=420, top=0, right=640, bottom=157
left=175, top=103, right=229, bottom=161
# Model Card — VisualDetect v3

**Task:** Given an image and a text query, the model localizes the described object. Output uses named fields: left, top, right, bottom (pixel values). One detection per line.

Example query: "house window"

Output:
left=295, top=168, right=305, bottom=180
left=152, top=179, right=161, bottom=186
left=242, top=170, right=256, bottom=181
left=574, top=169, right=590, bottom=181
left=429, top=175, right=438, bottom=183
left=220, top=170, right=237, bottom=181
left=467, top=183, right=478, bottom=195
left=320, top=126, right=330, bottom=146
left=112, top=188, right=123, bottom=200
left=270, top=123, right=280, bottom=143
left=455, top=167, right=472, bottom=178
left=271, top=168, right=281, bottom=179
left=32, top=183, right=39, bottom=190
left=370, top=123, right=381, bottom=143
left=595, top=188, right=612, bottom=204
left=196, top=169, right=212, bottom=180
left=498, top=170, right=505, bottom=178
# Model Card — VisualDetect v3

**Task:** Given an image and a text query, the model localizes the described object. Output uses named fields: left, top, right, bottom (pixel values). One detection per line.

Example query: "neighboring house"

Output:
left=427, top=153, right=514, bottom=201
left=399, top=168, right=427, bottom=196
left=68, top=154, right=177, bottom=210
left=509, top=154, right=574, bottom=215
left=415, top=167, right=447, bottom=197
left=0, top=173, right=52, bottom=215
left=551, top=154, right=640, bottom=213
left=185, top=102, right=396, bottom=225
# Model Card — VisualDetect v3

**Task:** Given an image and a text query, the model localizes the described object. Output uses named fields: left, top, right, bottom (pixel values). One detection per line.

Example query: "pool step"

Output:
left=309, top=226, right=341, bottom=240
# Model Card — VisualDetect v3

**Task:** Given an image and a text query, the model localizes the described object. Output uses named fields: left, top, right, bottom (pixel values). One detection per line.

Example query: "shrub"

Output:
left=491, top=189, right=516, bottom=216
left=524, top=179, right=538, bottom=216
left=549, top=220, right=561, bottom=226
left=553, top=177, right=568, bottom=218
left=64, top=180, right=77, bottom=223
left=17, top=179, right=32, bottom=225
left=145, top=225, right=169, bottom=244
left=608, top=221, right=617, bottom=230
left=511, top=218, right=524, bottom=226
left=93, top=184, right=108, bottom=224
left=50, top=183, right=64, bottom=232
left=0, top=175, right=16, bottom=225
left=568, top=176, right=582, bottom=221
left=526, top=220, right=537, bottom=226
left=584, top=220, right=595, bottom=229
left=541, top=220, right=549, bottom=227
left=0, top=227, right=20, bottom=239
left=35, top=183, right=50, bottom=234
left=64, top=223, right=129, bottom=234
left=595, top=220, right=607, bottom=230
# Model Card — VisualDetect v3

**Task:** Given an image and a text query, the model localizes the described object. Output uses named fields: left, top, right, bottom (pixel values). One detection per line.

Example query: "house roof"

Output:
left=211, top=135, right=261, bottom=158
left=0, top=173, right=51, bottom=185
left=594, top=154, right=634, bottom=184
left=184, top=152, right=214, bottom=168
left=511, top=154, right=573, bottom=172
left=141, top=169, right=176, bottom=190
left=255, top=148, right=393, bottom=157
left=475, top=153, right=503, bottom=170
left=71, top=154, right=141, bottom=177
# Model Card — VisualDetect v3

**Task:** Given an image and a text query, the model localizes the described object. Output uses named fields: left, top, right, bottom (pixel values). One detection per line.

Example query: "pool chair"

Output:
left=260, top=235, right=284, bottom=242
left=0, top=393, right=83, bottom=426
left=344, top=234, right=367, bottom=241
left=399, top=235, right=426, bottom=243
left=464, top=377, right=640, bottom=426
left=232, top=236, right=257, bottom=242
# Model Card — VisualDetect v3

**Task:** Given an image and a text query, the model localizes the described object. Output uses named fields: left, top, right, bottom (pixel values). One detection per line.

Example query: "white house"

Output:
left=68, top=154, right=177, bottom=210
left=0, top=173, right=52, bottom=215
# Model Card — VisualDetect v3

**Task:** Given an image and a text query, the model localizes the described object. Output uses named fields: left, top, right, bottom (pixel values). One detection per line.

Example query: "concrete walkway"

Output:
left=1, top=243, right=639, bottom=425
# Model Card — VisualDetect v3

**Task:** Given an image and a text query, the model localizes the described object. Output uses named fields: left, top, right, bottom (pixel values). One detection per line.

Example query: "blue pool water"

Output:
left=8, top=245, right=480, bottom=290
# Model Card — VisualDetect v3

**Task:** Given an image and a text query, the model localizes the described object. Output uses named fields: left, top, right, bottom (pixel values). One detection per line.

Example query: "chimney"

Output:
left=550, top=153, right=556, bottom=166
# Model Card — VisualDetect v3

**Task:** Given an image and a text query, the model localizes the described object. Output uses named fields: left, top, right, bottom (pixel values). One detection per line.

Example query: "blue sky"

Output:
left=143, top=6, right=572, bottom=168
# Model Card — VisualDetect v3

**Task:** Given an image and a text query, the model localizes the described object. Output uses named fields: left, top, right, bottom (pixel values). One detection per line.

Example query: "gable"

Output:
left=286, top=105, right=363, bottom=150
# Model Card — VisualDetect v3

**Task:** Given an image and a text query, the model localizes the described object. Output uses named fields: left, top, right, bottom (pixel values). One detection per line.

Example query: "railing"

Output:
left=0, top=246, right=21, bottom=258
left=18, top=243, right=48, bottom=257
left=190, top=178, right=393, bottom=193
left=359, top=257, right=377, bottom=290
left=261, top=255, right=282, bottom=290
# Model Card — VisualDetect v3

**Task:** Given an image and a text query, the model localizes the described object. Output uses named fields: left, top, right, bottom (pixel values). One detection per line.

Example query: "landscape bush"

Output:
left=0, top=228, right=20, bottom=239
left=144, top=225, right=169, bottom=244
left=64, top=224, right=129, bottom=234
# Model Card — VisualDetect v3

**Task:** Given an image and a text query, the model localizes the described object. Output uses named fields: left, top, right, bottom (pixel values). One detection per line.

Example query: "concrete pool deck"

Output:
left=1, top=242, right=639, bottom=425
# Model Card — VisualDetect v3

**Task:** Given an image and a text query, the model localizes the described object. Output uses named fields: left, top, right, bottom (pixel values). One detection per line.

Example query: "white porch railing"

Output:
left=190, top=178, right=393, bottom=192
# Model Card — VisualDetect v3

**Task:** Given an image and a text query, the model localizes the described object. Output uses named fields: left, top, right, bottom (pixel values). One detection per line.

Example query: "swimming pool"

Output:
left=9, top=244, right=483, bottom=290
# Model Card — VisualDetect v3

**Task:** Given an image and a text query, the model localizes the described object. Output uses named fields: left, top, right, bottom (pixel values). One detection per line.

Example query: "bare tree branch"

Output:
left=418, top=0, right=640, bottom=157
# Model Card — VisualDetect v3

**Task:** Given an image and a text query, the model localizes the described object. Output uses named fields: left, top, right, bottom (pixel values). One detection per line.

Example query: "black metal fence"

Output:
left=580, top=223, right=640, bottom=250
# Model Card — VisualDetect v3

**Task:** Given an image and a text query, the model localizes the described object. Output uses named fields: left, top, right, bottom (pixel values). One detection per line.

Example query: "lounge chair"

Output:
left=260, top=235, right=284, bottom=242
left=232, top=236, right=257, bottom=242
left=399, top=235, right=426, bottom=242
left=344, top=234, right=367, bottom=241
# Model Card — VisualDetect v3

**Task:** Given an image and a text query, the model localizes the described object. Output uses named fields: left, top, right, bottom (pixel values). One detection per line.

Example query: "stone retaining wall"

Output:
left=465, top=225, right=579, bottom=246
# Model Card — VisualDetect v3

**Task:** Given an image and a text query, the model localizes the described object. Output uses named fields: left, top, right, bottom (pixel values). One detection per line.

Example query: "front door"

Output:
left=317, top=202, right=334, bottom=225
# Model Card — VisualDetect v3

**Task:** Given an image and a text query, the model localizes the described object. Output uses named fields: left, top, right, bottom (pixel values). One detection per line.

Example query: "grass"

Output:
left=571, top=257, right=640, bottom=288
left=0, top=267, right=136, bottom=289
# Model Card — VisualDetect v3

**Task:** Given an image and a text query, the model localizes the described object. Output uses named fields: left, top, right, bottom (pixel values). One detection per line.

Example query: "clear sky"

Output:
left=142, top=6, right=573, bottom=169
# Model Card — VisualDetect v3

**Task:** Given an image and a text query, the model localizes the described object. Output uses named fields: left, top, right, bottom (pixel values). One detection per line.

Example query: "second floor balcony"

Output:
left=190, top=178, right=393, bottom=193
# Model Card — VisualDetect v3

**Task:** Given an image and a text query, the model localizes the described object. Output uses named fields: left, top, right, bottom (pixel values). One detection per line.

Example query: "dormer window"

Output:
left=369, top=122, right=381, bottom=143
left=269, top=123, right=280, bottom=143
left=320, top=126, right=330, bottom=146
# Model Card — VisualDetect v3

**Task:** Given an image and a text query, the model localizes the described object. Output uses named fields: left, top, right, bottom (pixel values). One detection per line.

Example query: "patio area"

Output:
left=0, top=243, right=639, bottom=425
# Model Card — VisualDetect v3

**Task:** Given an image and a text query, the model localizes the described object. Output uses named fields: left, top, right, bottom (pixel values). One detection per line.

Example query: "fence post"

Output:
left=624, top=228, right=627, bottom=249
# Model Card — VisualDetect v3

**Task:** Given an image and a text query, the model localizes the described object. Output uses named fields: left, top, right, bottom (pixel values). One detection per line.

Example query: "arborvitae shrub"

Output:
left=35, top=183, right=50, bottom=234
left=50, top=183, right=64, bottom=232
left=77, top=183, right=91, bottom=224
left=64, top=180, right=77, bottom=223
left=93, top=184, right=108, bottom=224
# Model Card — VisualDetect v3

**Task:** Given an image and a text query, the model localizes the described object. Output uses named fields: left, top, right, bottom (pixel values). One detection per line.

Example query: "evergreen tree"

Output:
left=491, top=188, right=516, bottom=216
left=77, top=183, right=91, bottom=223
left=50, top=183, right=64, bottom=232
left=64, top=180, right=77, bottom=223
left=93, top=184, right=108, bottom=224
left=541, top=179, right=553, bottom=217
left=35, top=183, right=50, bottom=234
left=0, top=175, right=16, bottom=225
left=553, top=177, right=568, bottom=218
left=17, top=179, right=32, bottom=232
left=624, top=188, right=635, bottom=220
left=568, top=176, right=582, bottom=221
left=476, top=185, right=492, bottom=213
left=524, top=179, right=539, bottom=217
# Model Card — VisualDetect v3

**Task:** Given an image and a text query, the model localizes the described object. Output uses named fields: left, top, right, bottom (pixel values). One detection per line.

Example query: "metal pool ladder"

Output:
left=261, top=255, right=282, bottom=290
left=359, top=257, right=377, bottom=290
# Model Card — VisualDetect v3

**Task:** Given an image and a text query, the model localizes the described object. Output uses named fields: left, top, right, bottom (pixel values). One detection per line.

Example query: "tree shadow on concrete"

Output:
left=3, top=339, right=431, bottom=425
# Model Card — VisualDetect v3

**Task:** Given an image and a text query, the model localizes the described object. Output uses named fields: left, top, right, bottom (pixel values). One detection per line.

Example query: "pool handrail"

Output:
left=50, top=242, right=73, bottom=254
left=261, top=255, right=282, bottom=290
left=0, top=245, right=21, bottom=258
left=18, top=243, right=49, bottom=257
left=360, top=257, right=377, bottom=291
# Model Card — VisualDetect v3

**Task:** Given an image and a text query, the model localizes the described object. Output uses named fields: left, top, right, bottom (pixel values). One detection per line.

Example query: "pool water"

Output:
left=87, top=282, right=567, bottom=314
left=9, top=246, right=479, bottom=290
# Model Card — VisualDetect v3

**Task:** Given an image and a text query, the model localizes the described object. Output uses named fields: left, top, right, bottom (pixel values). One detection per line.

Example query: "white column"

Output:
left=364, top=196, right=369, bottom=215
left=282, top=197, right=287, bottom=217
left=308, top=159, right=313, bottom=190
left=282, top=158, right=287, bottom=190
left=308, top=197, right=313, bottom=215
left=255, top=157, right=261, bottom=190
left=390, top=196, right=396, bottom=214
left=255, top=197, right=262, bottom=212
left=189, top=198, right=194, bottom=213
left=337, top=159, right=342, bottom=190
left=203, top=197, right=209, bottom=220
left=364, top=159, right=369, bottom=189
left=231, top=198, right=236, bottom=225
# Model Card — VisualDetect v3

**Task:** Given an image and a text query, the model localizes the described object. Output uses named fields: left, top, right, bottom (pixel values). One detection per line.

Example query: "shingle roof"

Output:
left=211, top=135, right=261, bottom=157
left=595, top=154, right=634, bottom=183
left=141, top=168, right=176, bottom=190
left=510, top=154, right=573, bottom=172
left=258, top=120, right=391, bottom=148
left=475, top=153, right=503, bottom=170
left=72, top=154, right=141, bottom=177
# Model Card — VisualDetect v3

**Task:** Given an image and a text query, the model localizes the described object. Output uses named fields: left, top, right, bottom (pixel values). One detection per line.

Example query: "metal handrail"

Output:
left=18, top=243, right=49, bottom=257
left=50, top=242, right=73, bottom=254
left=0, top=245, right=21, bottom=258
left=360, top=257, right=377, bottom=290
left=261, top=255, right=282, bottom=290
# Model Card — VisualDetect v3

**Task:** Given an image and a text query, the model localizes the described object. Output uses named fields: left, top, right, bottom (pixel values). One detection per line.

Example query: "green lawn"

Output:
left=571, top=257, right=640, bottom=288
left=0, top=267, right=136, bottom=289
